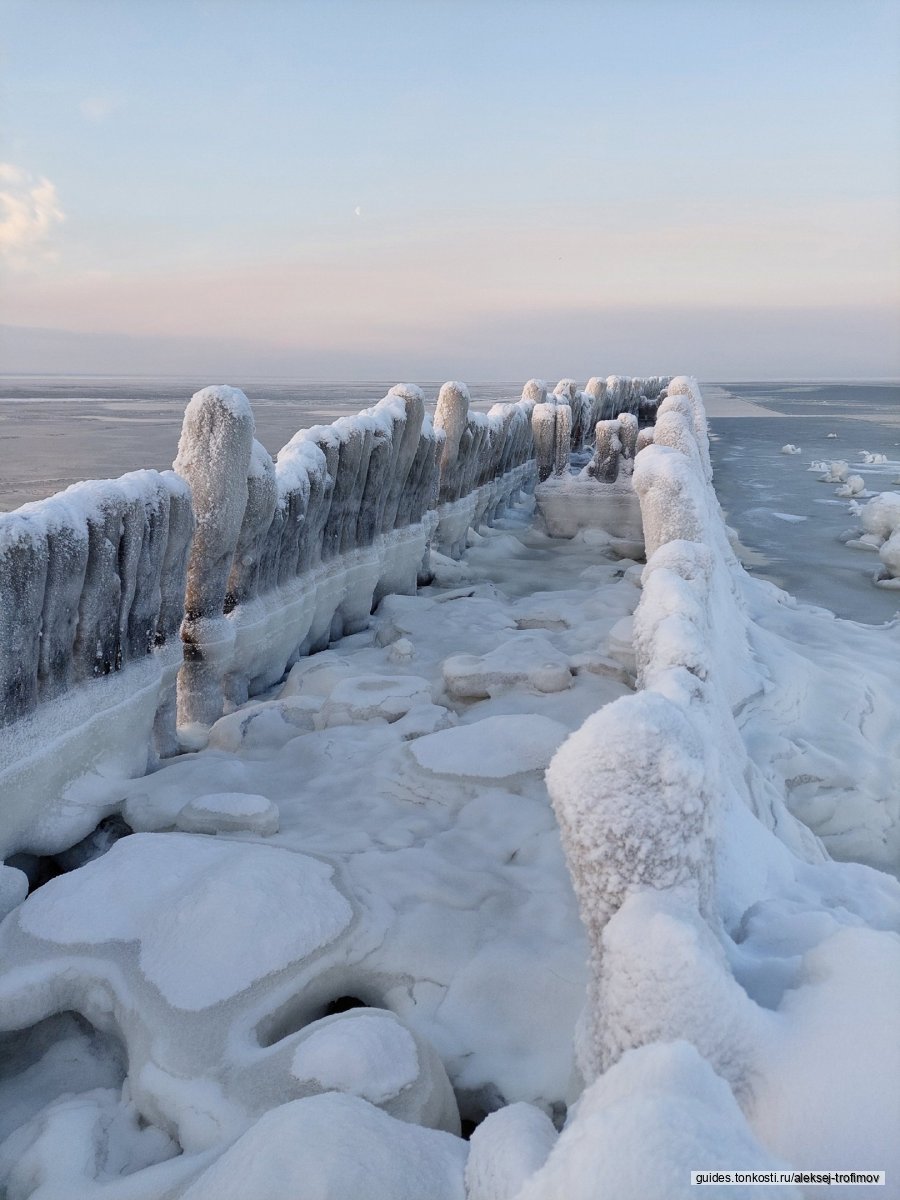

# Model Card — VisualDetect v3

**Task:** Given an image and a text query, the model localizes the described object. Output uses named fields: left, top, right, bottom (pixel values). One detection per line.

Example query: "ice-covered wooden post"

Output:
left=434, top=381, right=470, bottom=503
left=224, top=441, right=278, bottom=611
left=0, top=515, right=48, bottom=722
left=584, top=376, right=607, bottom=429
left=553, top=402, right=571, bottom=476
left=636, top=427, right=655, bottom=453
left=532, top=402, right=556, bottom=483
left=588, top=420, right=622, bottom=483
left=617, top=412, right=639, bottom=467
left=174, top=386, right=254, bottom=734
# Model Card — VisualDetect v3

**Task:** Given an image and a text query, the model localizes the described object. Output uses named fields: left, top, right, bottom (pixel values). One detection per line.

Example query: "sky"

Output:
left=1, top=0, right=899, bottom=381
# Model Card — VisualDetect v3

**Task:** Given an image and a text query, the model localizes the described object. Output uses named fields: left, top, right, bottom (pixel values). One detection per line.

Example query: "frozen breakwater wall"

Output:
left=549, top=374, right=839, bottom=1082
left=489, top=377, right=900, bottom=1194
left=0, top=374, right=665, bottom=856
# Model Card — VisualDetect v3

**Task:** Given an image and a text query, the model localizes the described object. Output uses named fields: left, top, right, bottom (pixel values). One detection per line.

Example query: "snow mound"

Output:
left=291, top=1010, right=419, bottom=1103
left=16, top=833, right=352, bottom=1010
left=465, top=1102, right=558, bottom=1200
left=516, top=1042, right=799, bottom=1200
left=180, top=1093, right=467, bottom=1200
left=443, top=635, right=572, bottom=699
left=290, top=1008, right=460, bottom=1132
left=410, top=714, right=569, bottom=780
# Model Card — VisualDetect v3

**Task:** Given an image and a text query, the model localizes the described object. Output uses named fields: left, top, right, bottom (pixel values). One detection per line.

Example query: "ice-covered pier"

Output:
left=0, top=376, right=898, bottom=1200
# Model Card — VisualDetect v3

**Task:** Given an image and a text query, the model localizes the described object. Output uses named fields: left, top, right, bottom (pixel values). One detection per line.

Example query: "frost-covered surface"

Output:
left=1, top=374, right=899, bottom=1198
left=545, top=376, right=900, bottom=1199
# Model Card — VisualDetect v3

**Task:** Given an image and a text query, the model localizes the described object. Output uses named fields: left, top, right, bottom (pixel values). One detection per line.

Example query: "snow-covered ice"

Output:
left=1, top=375, right=898, bottom=1199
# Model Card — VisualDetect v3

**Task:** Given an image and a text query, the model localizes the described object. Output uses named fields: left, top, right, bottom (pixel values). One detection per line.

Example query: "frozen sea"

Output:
left=704, top=382, right=900, bottom=625
left=1, top=376, right=898, bottom=622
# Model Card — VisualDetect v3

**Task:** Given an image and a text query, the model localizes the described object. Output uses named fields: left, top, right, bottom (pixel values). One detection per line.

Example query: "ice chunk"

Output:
left=290, top=1008, right=460, bottom=1132
left=207, top=696, right=323, bottom=752
left=318, top=674, right=433, bottom=727
left=835, top=474, right=865, bottom=497
left=820, top=460, right=849, bottom=483
left=860, top=491, right=900, bottom=540
left=388, top=636, right=415, bottom=664
left=780, top=444, right=802, bottom=455
left=392, top=702, right=458, bottom=740
left=606, top=615, right=636, bottom=677
left=443, top=635, right=572, bottom=699
left=175, top=792, right=279, bottom=836
left=410, top=714, right=568, bottom=780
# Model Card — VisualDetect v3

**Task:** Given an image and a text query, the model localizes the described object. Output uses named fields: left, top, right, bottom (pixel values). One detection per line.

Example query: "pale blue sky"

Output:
left=2, top=0, right=899, bottom=379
